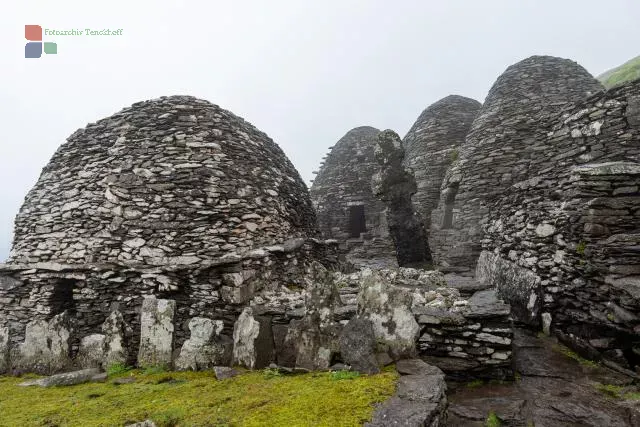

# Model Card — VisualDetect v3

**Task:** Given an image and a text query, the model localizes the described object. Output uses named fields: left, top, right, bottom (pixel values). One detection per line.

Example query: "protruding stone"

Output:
left=77, top=334, right=106, bottom=369
left=137, top=296, right=175, bottom=369
left=232, top=307, right=274, bottom=369
left=12, top=312, right=72, bottom=374
left=357, top=269, right=420, bottom=359
left=102, top=309, right=128, bottom=368
left=339, top=317, right=379, bottom=374
left=175, top=317, right=231, bottom=371
left=18, top=368, right=106, bottom=387
left=0, top=326, right=9, bottom=374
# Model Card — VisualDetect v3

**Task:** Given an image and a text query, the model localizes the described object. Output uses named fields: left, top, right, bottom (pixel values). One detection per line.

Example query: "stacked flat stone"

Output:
left=479, top=80, right=640, bottom=370
left=402, top=95, right=481, bottom=231
left=10, top=95, right=316, bottom=265
left=429, top=56, right=604, bottom=270
left=310, top=127, right=397, bottom=267
left=0, top=96, right=339, bottom=373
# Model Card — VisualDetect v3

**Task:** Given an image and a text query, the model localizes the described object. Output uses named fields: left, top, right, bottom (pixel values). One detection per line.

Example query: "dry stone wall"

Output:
left=429, top=56, right=604, bottom=271
left=402, top=95, right=481, bottom=232
left=310, top=127, right=397, bottom=268
left=479, top=80, right=640, bottom=370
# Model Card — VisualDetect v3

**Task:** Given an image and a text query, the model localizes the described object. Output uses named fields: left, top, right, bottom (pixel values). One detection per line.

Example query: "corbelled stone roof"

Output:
left=8, top=95, right=317, bottom=265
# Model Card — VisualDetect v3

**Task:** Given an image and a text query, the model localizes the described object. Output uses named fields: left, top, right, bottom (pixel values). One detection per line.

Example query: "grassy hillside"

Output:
left=0, top=368, right=397, bottom=426
left=597, top=55, right=640, bottom=89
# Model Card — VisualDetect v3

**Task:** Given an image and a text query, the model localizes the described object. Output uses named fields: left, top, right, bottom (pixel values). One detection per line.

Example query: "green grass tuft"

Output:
left=106, top=362, right=132, bottom=377
left=262, top=367, right=283, bottom=379
left=331, top=370, right=361, bottom=380
left=0, top=368, right=397, bottom=426
left=575, top=241, right=587, bottom=256
left=594, top=383, right=640, bottom=401
left=553, top=344, right=598, bottom=367
left=450, top=149, right=459, bottom=162
left=466, top=379, right=484, bottom=389
left=486, top=410, right=502, bottom=427
left=142, top=365, right=168, bottom=375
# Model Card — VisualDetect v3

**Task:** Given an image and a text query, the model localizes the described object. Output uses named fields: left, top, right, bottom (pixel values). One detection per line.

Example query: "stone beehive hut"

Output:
left=402, top=95, right=481, bottom=232
left=479, top=79, right=640, bottom=369
left=9, top=95, right=317, bottom=264
left=310, top=126, right=397, bottom=267
left=429, top=56, right=604, bottom=271
left=0, top=95, right=337, bottom=371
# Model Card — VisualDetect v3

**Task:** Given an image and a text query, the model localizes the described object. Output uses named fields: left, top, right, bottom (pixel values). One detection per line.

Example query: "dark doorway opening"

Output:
left=50, top=279, right=77, bottom=315
left=348, top=205, right=367, bottom=237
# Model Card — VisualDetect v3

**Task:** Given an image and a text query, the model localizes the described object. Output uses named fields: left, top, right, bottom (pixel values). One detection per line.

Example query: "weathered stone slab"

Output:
left=367, top=360, right=447, bottom=426
left=466, top=289, right=510, bottom=319
left=77, top=334, right=106, bottom=369
left=18, top=368, right=106, bottom=387
left=13, top=312, right=72, bottom=374
left=0, top=326, right=9, bottom=374
left=357, top=269, right=420, bottom=359
left=339, top=317, right=379, bottom=374
left=137, top=296, right=175, bottom=368
left=232, top=307, right=274, bottom=369
left=102, top=309, right=128, bottom=368
left=175, top=317, right=231, bottom=370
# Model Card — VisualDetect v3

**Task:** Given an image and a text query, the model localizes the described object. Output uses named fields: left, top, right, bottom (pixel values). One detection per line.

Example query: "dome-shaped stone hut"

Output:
left=403, top=95, right=482, bottom=231
left=310, top=126, right=397, bottom=267
left=0, top=96, right=336, bottom=372
left=429, top=56, right=604, bottom=270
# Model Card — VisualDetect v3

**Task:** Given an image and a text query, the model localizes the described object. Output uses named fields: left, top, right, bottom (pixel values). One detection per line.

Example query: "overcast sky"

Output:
left=0, top=0, right=638, bottom=261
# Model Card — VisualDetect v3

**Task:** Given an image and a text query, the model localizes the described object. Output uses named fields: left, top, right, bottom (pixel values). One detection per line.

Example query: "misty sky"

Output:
left=1, top=0, right=639, bottom=261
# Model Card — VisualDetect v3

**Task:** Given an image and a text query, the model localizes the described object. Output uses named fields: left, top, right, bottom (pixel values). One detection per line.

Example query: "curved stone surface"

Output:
left=310, top=127, right=397, bottom=267
left=9, top=95, right=317, bottom=265
left=403, top=95, right=481, bottom=230
left=429, top=56, right=604, bottom=269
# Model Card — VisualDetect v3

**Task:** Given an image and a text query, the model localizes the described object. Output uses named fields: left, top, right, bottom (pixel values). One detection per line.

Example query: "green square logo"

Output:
left=43, top=42, right=57, bottom=54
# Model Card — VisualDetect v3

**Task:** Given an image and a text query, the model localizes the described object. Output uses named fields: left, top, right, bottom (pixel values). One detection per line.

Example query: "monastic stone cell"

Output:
left=402, top=95, right=481, bottom=230
left=9, top=95, right=317, bottom=265
left=0, top=96, right=338, bottom=372
left=310, top=127, right=397, bottom=267
left=430, top=56, right=604, bottom=271
left=480, top=80, right=640, bottom=369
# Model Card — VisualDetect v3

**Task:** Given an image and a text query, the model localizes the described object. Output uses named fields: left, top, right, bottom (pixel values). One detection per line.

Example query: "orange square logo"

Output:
left=25, top=25, right=42, bottom=41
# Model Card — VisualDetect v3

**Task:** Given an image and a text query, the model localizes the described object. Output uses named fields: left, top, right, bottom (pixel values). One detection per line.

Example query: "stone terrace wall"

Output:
left=430, top=56, right=604, bottom=271
left=8, top=95, right=317, bottom=265
left=402, top=95, right=481, bottom=232
left=0, top=238, right=339, bottom=366
left=480, top=80, right=640, bottom=370
left=310, top=127, right=397, bottom=267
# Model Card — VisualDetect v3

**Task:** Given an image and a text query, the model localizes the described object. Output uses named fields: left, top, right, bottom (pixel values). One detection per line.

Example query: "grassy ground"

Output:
left=0, top=367, right=398, bottom=427
left=597, top=55, right=640, bottom=89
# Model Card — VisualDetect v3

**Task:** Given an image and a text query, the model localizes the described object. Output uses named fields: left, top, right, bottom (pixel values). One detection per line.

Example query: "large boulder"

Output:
left=137, top=296, right=176, bottom=368
left=357, top=269, right=420, bottom=359
left=175, top=317, right=232, bottom=370
left=0, top=326, right=9, bottom=374
left=339, top=317, right=380, bottom=374
left=232, top=307, right=274, bottom=369
left=12, top=312, right=72, bottom=374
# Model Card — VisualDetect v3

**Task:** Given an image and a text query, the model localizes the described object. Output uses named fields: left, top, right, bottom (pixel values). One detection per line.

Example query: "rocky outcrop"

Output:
left=102, top=309, right=128, bottom=368
left=367, top=359, right=447, bottom=427
left=176, top=317, right=231, bottom=370
left=310, top=127, right=398, bottom=268
left=402, top=95, right=481, bottom=233
left=137, top=296, right=175, bottom=368
left=372, top=130, right=432, bottom=267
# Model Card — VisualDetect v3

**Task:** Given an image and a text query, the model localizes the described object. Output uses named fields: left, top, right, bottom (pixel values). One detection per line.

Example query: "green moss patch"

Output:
left=593, top=383, right=640, bottom=401
left=0, top=368, right=397, bottom=426
left=552, top=344, right=598, bottom=368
